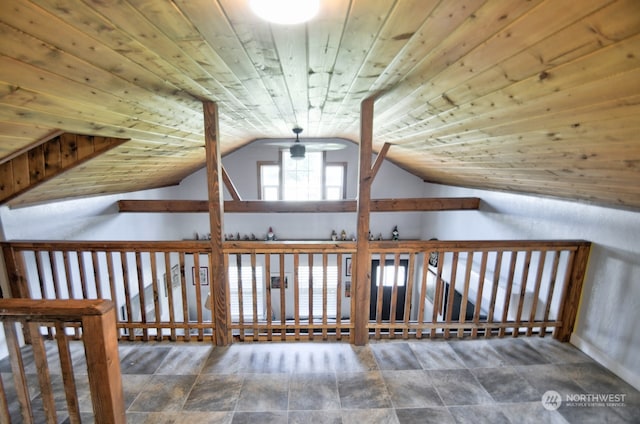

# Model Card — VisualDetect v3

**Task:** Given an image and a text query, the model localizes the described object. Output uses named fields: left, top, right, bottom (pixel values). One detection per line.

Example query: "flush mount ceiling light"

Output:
left=249, top=0, right=320, bottom=25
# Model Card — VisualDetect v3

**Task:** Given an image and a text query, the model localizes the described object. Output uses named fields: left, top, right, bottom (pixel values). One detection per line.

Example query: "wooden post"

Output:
left=1, top=244, right=30, bottom=299
left=353, top=97, right=375, bottom=345
left=203, top=101, right=230, bottom=346
left=81, top=305, right=125, bottom=424
left=555, top=243, right=591, bottom=342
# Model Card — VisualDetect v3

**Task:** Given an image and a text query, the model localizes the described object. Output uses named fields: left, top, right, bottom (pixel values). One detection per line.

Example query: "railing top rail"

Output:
left=0, top=299, right=115, bottom=321
left=1, top=240, right=213, bottom=252
left=369, top=239, right=591, bottom=252
left=223, top=240, right=357, bottom=253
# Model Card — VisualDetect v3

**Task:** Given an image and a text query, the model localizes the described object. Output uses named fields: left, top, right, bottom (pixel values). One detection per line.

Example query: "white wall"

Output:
left=421, top=183, right=640, bottom=390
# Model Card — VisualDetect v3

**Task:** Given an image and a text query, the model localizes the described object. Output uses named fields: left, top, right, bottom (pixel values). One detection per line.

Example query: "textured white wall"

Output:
left=421, top=183, right=640, bottom=390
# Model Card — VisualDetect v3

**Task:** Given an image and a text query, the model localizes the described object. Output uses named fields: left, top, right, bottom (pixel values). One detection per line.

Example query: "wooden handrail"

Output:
left=0, top=299, right=125, bottom=424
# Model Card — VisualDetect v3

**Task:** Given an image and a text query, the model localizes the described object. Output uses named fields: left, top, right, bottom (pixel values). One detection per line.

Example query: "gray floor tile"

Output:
left=288, top=410, right=342, bottom=424
left=524, top=338, right=592, bottom=364
left=371, top=342, right=422, bottom=370
left=337, top=371, right=393, bottom=409
left=448, top=339, right=507, bottom=368
left=448, top=404, right=510, bottom=424
left=489, top=338, right=551, bottom=366
left=408, top=341, right=466, bottom=370
left=514, top=364, right=588, bottom=398
left=500, top=402, right=569, bottom=424
left=119, top=345, right=172, bottom=374
left=341, top=408, right=399, bottom=424
left=156, top=344, right=213, bottom=375
left=382, top=370, right=443, bottom=408
left=232, top=411, right=288, bottom=424
left=395, top=407, right=455, bottom=424
left=472, top=366, right=541, bottom=403
left=289, top=372, right=340, bottom=410
left=427, top=369, right=494, bottom=406
left=236, top=373, right=289, bottom=411
left=183, top=374, right=243, bottom=411
left=127, top=374, right=197, bottom=412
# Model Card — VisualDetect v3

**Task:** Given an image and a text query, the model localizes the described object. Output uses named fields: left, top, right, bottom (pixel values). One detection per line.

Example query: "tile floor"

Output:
left=1, top=337, right=638, bottom=423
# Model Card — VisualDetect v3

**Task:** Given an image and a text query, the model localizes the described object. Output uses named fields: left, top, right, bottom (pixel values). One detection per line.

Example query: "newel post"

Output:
left=203, top=101, right=230, bottom=346
left=353, top=97, right=375, bottom=345
left=555, top=242, right=591, bottom=342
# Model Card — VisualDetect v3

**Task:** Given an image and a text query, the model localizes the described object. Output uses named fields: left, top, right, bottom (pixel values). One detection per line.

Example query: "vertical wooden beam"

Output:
left=555, top=243, right=591, bottom=342
left=353, top=97, right=375, bottom=345
left=203, top=101, right=230, bottom=346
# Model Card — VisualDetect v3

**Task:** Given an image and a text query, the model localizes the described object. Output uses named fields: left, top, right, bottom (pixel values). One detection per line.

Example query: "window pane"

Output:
left=326, top=187, right=341, bottom=200
left=261, top=165, right=280, bottom=185
left=283, top=152, right=323, bottom=200
left=375, top=266, right=406, bottom=287
left=325, top=165, right=343, bottom=185
left=263, top=186, right=279, bottom=201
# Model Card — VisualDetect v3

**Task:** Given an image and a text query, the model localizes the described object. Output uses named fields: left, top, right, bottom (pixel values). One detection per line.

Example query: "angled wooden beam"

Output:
left=0, top=133, right=129, bottom=205
left=221, top=165, right=242, bottom=201
left=370, top=142, right=391, bottom=180
left=117, top=197, right=481, bottom=213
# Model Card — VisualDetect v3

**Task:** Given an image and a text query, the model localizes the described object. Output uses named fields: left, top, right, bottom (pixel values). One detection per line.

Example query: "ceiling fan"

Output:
left=266, top=127, right=347, bottom=160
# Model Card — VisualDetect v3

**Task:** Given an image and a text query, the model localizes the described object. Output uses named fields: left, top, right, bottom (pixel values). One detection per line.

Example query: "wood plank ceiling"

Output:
left=0, top=0, right=639, bottom=209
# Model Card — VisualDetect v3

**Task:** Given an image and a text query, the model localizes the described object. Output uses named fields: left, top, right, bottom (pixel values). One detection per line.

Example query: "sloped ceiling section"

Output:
left=0, top=0, right=639, bottom=209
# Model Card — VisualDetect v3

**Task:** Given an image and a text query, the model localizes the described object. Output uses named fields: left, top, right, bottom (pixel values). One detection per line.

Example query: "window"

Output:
left=297, top=265, right=338, bottom=318
left=258, top=153, right=346, bottom=200
left=228, top=265, right=264, bottom=320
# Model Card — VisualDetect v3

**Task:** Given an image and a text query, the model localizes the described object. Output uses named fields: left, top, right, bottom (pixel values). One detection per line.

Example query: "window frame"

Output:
left=257, top=153, right=346, bottom=200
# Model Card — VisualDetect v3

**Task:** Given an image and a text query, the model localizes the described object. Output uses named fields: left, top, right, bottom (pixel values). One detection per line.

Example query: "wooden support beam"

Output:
left=203, top=101, right=230, bottom=346
left=354, top=97, right=375, bottom=346
left=370, top=142, right=391, bottom=180
left=0, top=133, right=128, bottom=205
left=555, top=242, right=591, bottom=342
left=221, top=165, right=242, bottom=201
left=117, top=197, right=481, bottom=213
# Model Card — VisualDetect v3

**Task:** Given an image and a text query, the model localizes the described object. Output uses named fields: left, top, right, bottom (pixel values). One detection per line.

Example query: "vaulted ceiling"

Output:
left=1, top=0, right=639, bottom=209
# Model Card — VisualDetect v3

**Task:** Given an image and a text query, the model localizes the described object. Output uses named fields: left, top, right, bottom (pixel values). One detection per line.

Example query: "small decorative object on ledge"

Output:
left=368, top=231, right=374, bottom=241
left=266, top=227, right=276, bottom=241
left=251, top=233, right=257, bottom=240
left=392, top=226, right=399, bottom=240
left=341, top=230, right=347, bottom=241
left=331, top=230, right=338, bottom=241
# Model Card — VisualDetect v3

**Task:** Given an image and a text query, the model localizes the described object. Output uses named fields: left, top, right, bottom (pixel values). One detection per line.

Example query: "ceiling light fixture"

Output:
left=290, top=127, right=305, bottom=160
left=249, top=0, right=320, bottom=25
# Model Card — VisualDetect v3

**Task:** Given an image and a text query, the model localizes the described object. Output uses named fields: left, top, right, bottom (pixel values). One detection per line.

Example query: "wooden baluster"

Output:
left=336, top=253, right=343, bottom=341
left=27, top=322, right=57, bottom=423
left=54, top=322, right=81, bottom=424
left=3, top=321, right=32, bottom=423
left=51, top=251, right=63, bottom=300
left=179, top=252, right=189, bottom=341
left=458, top=252, right=473, bottom=338
left=279, top=254, right=286, bottom=341
left=444, top=252, right=459, bottom=339
left=308, top=253, right=314, bottom=341
left=375, top=253, right=386, bottom=339
left=265, top=253, right=272, bottom=341
left=430, top=251, right=444, bottom=339
left=106, top=252, right=120, bottom=339
left=236, top=254, right=245, bottom=341
left=485, top=251, right=503, bottom=339
left=34, top=251, right=54, bottom=338
left=389, top=253, right=400, bottom=339
left=251, top=252, right=259, bottom=341
left=120, top=252, right=134, bottom=341
left=92, top=251, right=103, bottom=299
left=149, top=252, right=162, bottom=341
left=293, top=253, right=300, bottom=341
left=322, top=253, right=328, bottom=340
left=135, top=252, right=148, bottom=341
left=417, top=253, right=428, bottom=339
left=499, top=252, right=518, bottom=338
left=193, top=253, right=203, bottom=341
left=540, top=250, right=560, bottom=337
left=78, top=251, right=90, bottom=299
left=527, top=250, right=548, bottom=336
left=164, top=253, right=177, bottom=341
left=403, top=252, right=416, bottom=339
left=471, top=251, right=488, bottom=339
left=513, top=250, right=532, bottom=338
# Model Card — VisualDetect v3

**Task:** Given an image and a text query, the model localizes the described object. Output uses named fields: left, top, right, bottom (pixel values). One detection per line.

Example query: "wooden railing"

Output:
left=0, top=239, right=590, bottom=343
left=0, top=299, right=125, bottom=424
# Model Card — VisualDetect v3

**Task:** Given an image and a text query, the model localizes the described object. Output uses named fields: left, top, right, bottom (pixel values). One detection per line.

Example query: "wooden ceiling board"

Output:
left=0, top=0, right=638, bottom=209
